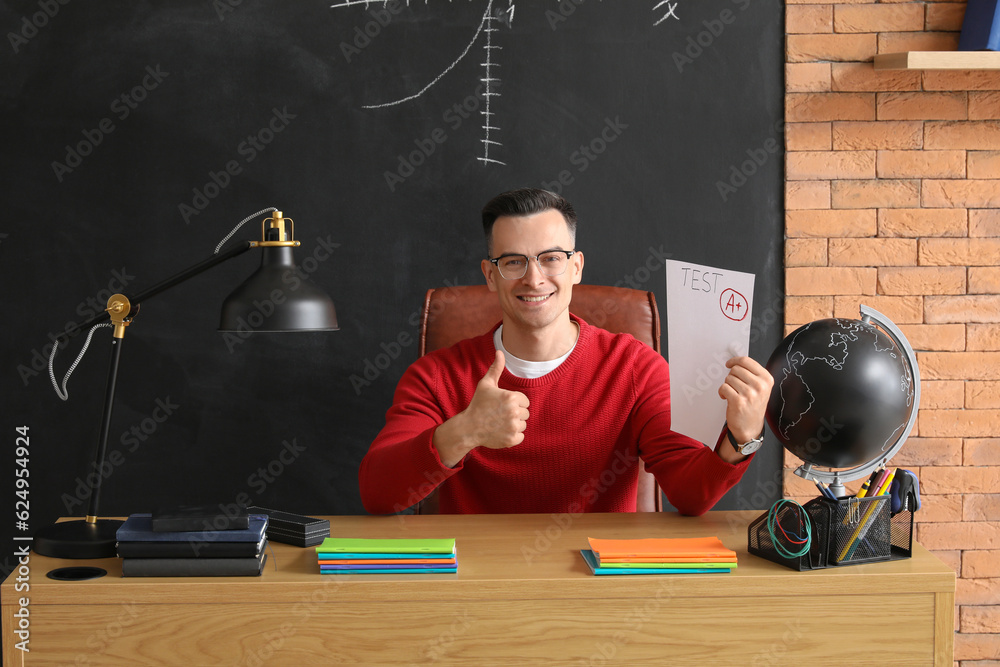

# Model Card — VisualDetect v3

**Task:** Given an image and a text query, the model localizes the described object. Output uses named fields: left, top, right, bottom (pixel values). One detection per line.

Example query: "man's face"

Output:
left=481, top=209, right=584, bottom=334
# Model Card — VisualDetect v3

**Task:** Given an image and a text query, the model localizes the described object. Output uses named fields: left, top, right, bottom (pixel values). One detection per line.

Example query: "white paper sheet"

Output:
left=665, top=260, right=755, bottom=447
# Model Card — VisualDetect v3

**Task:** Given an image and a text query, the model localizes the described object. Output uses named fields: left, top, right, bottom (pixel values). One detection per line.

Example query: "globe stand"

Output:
left=791, top=305, right=920, bottom=496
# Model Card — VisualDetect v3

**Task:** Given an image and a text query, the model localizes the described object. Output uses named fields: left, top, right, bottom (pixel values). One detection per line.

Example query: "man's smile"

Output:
left=518, top=293, right=554, bottom=303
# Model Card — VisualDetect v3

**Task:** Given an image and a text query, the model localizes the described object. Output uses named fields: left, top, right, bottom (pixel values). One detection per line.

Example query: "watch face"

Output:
left=739, top=440, right=763, bottom=455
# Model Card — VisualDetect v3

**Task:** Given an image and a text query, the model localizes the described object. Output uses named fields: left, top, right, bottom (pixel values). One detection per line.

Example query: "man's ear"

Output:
left=482, top=259, right=499, bottom=292
left=571, top=250, right=585, bottom=285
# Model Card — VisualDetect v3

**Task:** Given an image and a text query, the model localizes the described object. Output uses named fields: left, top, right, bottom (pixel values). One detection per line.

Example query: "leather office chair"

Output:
left=417, top=283, right=664, bottom=513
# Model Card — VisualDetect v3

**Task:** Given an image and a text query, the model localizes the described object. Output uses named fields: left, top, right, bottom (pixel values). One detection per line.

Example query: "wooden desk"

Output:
left=2, top=512, right=954, bottom=666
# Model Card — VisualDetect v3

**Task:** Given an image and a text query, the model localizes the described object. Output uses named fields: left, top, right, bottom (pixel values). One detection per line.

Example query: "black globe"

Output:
left=765, top=318, right=915, bottom=469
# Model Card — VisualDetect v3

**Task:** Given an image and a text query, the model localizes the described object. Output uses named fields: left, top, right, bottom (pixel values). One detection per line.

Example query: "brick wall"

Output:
left=784, top=1, right=999, bottom=663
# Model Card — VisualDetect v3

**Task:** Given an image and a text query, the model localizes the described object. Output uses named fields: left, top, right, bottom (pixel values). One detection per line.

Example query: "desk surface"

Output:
left=3, top=512, right=955, bottom=665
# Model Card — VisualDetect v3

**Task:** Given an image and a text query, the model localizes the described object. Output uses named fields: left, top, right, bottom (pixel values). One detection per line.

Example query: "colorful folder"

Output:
left=582, top=536, right=737, bottom=576
left=315, top=537, right=457, bottom=574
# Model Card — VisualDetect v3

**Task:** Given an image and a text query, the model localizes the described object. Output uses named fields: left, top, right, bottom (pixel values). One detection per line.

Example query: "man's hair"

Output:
left=481, top=188, right=577, bottom=256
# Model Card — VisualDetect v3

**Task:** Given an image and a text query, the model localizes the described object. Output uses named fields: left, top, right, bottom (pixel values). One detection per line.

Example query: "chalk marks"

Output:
left=653, top=0, right=679, bottom=26
left=330, top=0, right=511, bottom=166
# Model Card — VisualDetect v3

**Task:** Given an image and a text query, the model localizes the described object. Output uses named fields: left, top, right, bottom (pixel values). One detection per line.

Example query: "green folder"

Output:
left=316, top=537, right=456, bottom=554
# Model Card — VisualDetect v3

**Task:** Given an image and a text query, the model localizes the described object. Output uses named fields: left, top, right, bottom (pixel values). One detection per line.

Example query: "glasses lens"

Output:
left=537, top=251, right=569, bottom=277
left=498, top=255, right=527, bottom=279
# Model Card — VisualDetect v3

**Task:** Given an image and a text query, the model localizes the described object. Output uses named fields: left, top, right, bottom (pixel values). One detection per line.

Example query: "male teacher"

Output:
left=359, top=188, right=773, bottom=515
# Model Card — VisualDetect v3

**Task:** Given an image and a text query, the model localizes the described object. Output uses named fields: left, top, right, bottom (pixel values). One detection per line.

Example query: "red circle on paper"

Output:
left=720, top=288, right=748, bottom=322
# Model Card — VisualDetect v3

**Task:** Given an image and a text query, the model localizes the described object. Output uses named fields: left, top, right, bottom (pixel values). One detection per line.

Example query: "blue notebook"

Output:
left=116, top=513, right=268, bottom=543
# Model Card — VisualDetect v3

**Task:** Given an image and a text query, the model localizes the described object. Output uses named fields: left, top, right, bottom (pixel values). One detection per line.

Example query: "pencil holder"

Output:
left=748, top=496, right=914, bottom=572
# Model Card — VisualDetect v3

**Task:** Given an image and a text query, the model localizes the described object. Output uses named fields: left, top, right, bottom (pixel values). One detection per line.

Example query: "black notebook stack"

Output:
left=247, top=506, right=330, bottom=547
left=116, top=509, right=269, bottom=577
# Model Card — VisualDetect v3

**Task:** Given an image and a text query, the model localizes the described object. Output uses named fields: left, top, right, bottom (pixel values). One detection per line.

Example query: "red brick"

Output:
left=832, top=295, right=923, bottom=322
left=954, top=623, right=1000, bottom=661
left=968, top=152, right=1000, bottom=179
left=954, top=616, right=1000, bottom=662
left=786, top=63, right=832, bottom=93
left=788, top=33, right=877, bottom=63
left=961, top=604, right=1000, bottom=633
left=924, top=70, right=1000, bottom=92
left=920, top=239, right=1000, bottom=266
left=926, top=121, right=1000, bottom=150
left=926, top=3, right=968, bottom=32
left=965, top=495, right=1000, bottom=522
left=787, top=150, right=875, bottom=180
left=971, top=209, right=1000, bottom=237
left=785, top=122, right=832, bottom=150
left=917, top=521, right=1000, bottom=550
left=832, top=179, right=920, bottom=208
left=921, top=378, right=965, bottom=409
left=878, top=150, right=965, bottom=178
left=785, top=296, right=833, bottom=325
left=923, top=180, right=1000, bottom=208
left=786, top=266, right=876, bottom=295
left=878, top=31, right=959, bottom=54
left=787, top=5, right=832, bottom=33
left=892, top=435, right=963, bottom=465
left=970, top=92, right=1000, bottom=120
left=966, top=383, right=1000, bottom=409
left=828, top=237, right=916, bottom=266
left=926, top=296, right=1000, bottom=324
left=787, top=208, right=876, bottom=237
left=833, top=121, right=923, bottom=150
left=786, top=93, right=875, bottom=122
left=834, top=4, right=924, bottom=33
left=955, top=576, right=1000, bottom=606
left=921, top=351, right=1000, bottom=379
left=913, top=493, right=963, bottom=522
left=964, top=551, right=1000, bottom=579
left=786, top=181, right=831, bottom=210
left=877, top=92, right=967, bottom=121
left=970, top=267, right=1000, bottom=294
left=897, top=324, right=966, bottom=351
left=831, top=62, right=922, bottom=92
left=969, top=324, right=1000, bottom=351
left=878, top=208, right=967, bottom=237
left=921, top=407, right=1000, bottom=435
left=785, top=238, right=827, bottom=267
left=878, top=267, right=966, bottom=295
left=966, top=439, right=1000, bottom=466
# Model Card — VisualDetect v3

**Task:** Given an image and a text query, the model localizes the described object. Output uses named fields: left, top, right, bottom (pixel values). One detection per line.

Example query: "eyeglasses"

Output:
left=488, top=250, right=576, bottom=280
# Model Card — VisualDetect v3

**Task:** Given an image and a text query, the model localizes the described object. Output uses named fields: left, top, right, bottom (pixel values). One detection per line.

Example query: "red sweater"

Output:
left=359, top=316, right=751, bottom=515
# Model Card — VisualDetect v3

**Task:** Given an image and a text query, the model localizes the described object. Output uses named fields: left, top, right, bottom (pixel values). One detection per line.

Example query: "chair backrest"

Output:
left=418, top=284, right=663, bottom=512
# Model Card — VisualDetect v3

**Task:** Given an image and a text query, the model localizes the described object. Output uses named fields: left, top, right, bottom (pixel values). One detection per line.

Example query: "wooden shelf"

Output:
left=874, top=51, right=1000, bottom=70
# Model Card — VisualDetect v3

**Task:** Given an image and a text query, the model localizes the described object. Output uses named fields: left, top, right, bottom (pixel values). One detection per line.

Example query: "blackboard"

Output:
left=1, top=0, right=784, bottom=574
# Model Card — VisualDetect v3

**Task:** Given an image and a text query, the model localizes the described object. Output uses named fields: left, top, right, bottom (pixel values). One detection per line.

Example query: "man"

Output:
left=359, top=188, right=773, bottom=515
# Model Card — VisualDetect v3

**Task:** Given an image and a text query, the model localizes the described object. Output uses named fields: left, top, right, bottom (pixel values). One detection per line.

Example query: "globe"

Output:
left=765, top=317, right=916, bottom=470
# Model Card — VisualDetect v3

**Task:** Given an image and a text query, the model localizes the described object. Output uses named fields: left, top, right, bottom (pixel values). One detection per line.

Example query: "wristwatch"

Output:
left=725, top=424, right=765, bottom=456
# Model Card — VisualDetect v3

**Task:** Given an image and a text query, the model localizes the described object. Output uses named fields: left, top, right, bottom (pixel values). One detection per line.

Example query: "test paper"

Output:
left=665, top=260, right=755, bottom=447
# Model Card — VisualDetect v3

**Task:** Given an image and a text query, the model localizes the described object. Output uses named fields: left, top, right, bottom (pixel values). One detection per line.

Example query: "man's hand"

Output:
left=717, top=356, right=774, bottom=462
left=433, top=351, right=530, bottom=467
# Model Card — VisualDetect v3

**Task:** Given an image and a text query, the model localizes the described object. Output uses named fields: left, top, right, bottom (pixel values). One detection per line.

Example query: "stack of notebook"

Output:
left=316, top=537, right=457, bottom=574
left=581, top=536, right=737, bottom=575
left=116, top=512, right=269, bottom=577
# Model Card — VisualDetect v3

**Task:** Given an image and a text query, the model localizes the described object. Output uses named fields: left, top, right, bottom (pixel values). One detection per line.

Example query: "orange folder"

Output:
left=587, top=536, right=736, bottom=561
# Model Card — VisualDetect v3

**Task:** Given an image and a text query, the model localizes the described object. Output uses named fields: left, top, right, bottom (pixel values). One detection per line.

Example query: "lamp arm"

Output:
left=53, top=241, right=255, bottom=345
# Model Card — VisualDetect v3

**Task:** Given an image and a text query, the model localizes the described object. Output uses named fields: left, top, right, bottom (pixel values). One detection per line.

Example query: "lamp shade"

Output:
left=219, top=245, right=338, bottom=332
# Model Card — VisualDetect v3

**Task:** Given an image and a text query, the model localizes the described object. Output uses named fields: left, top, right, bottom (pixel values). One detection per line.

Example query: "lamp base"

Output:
left=33, top=519, right=123, bottom=559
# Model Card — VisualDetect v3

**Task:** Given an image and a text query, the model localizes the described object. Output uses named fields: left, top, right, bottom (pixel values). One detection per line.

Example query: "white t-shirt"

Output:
left=493, top=324, right=578, bottom=379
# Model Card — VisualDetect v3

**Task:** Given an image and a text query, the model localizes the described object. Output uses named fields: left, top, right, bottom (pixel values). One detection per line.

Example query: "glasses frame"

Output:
left=488, top=250, right=577, bottom=280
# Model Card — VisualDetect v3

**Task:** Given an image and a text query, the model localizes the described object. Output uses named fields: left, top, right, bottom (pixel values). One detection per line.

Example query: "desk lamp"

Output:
left=34, top=210, right=338, bottom=559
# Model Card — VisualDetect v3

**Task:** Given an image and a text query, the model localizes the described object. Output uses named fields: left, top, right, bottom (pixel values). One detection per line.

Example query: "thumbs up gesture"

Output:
left=432, top=350, right=530, bottom=467
left=465, top=351, right=531, bottom=450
